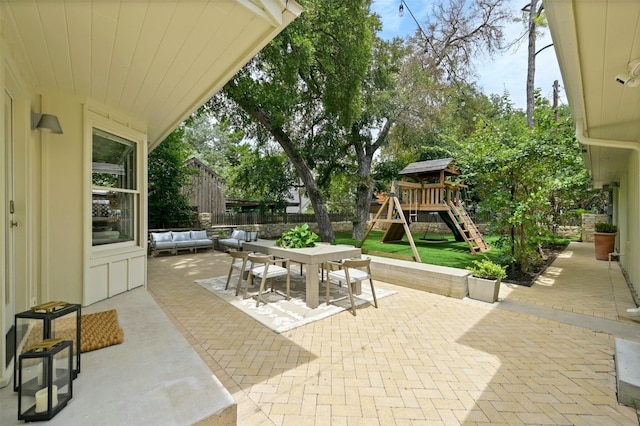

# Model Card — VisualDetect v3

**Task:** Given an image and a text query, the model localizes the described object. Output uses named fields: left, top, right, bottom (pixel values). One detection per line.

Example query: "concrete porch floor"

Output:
left=1, top=286, right=235, bottom=425
left=2, top=241, right=640, bottom=425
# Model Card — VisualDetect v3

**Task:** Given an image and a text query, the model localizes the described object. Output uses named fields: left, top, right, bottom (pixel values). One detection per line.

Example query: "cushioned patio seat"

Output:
left=150, top=230, right=213, bottom=256
left=173, top=231, right=195, bottom=251
left=191, top=230, right=214, bottom=251
left=151, top=232, right=176, bottom=256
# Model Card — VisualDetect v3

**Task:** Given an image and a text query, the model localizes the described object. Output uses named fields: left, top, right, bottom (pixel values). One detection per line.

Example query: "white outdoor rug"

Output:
left=195, top=274, right=396, bottom=333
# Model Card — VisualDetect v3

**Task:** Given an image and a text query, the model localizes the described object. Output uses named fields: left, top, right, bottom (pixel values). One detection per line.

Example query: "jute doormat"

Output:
left=80, top=309, right=124, bottom=353
left=21, top=309, right=124, bottom=354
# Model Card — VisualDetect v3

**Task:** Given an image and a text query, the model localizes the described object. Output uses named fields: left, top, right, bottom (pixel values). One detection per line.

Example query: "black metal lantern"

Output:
left=14, top=301, right=81, bottom=391
left=18, top=338, right=73, bottom=421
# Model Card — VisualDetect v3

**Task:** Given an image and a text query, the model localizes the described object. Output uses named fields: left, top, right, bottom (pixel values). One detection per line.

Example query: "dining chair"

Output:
left=225, top=250, right=252, bottom=296
left=326, top=257, right=378, bottom=315
left=246, top=253, right=291, bottom=307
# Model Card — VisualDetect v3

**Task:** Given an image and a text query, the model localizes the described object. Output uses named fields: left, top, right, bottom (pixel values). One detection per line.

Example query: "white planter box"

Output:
left=467, top=276, right=500, bottom=303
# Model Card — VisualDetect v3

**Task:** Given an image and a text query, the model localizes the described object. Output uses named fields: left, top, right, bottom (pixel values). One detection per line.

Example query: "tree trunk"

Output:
left=351, top=120, right=393, bottom=240
left=526, top=0, right=538, bottom=129
left=352, top=158, right=373, bottom=240
left=287, top=153, right=335, bottom=243
left=239, top=101, right=336, bottom=243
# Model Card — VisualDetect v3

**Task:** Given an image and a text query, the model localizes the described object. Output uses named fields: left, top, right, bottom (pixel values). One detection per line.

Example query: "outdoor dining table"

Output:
left=243, top=239, right=361, bottom=308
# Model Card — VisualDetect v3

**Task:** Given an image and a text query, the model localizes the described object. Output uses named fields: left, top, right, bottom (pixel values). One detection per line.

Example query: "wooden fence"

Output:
left=207, top=212, right=352, bottom=226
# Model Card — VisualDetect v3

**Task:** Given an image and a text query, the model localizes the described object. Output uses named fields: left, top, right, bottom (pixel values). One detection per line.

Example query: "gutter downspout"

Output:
left=575, top=118, right=634, bottom=226
left=576, top=119, right=640, bottom=151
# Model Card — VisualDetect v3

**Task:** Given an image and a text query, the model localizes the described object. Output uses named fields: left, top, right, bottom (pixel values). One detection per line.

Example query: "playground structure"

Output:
left=360, top=158, right=489, bottom=262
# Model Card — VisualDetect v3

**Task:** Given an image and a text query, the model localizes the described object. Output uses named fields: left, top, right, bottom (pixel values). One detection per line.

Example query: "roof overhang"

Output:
left=545, top=0, right=640, bottom=188
left=2, top=0, right=302, bottom=149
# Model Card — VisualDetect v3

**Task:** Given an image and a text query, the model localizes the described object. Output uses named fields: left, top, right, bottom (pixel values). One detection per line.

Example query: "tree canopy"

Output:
left=205, top=0, right=382, bottom=242
left=199, top=0, right=512, bottom=241
left=456, top=93, right=592, bottom=271
left=147, top=0, right=601, bottom=275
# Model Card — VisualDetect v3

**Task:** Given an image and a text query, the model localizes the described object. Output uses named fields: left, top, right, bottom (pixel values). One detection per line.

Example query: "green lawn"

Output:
left=334, top=231, right=506, bottom=270
left=335, top=230, right=575, bottom=271
left=333, top=230, right=576, bottom=272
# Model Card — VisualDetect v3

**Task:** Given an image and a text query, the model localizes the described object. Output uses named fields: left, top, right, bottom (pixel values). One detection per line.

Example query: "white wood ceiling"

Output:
left=546, top=0, right=640, bottom=188
left=2, top=0, right=301, bottom=148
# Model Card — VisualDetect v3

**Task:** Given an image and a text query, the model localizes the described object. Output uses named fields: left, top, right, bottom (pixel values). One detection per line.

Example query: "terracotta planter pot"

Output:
left=467, top=276, right=501, bottom=303
left=594, top=232, right=616, bottom=260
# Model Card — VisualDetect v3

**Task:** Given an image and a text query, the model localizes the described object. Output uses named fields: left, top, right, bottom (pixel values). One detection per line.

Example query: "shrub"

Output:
left=595, top=222, right=617, bottom=233
left=276, top=224, right=320, bottom=248
left=467, top=258, right=507, bottom=280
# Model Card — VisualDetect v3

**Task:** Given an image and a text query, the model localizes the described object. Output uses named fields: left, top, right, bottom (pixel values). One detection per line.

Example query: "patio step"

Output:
left=615, top=338, right=640, bottom=408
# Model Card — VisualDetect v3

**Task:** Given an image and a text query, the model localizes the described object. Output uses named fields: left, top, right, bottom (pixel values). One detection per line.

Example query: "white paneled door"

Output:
left=3, top=87, right=15, bottom=381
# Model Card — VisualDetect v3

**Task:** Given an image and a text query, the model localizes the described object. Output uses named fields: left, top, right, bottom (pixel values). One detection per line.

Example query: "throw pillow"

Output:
left=151, top=232, right=171, bottom=242
left=191, top=230, right=208, bottom=240
left=172, top=231, right=191, bottom=241
left=231, top=230, right=246, bottom=240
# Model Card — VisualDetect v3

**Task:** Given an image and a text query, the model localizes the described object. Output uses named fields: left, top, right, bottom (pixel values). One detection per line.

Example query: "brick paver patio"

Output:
left=147, top=242, right=640, bottom=425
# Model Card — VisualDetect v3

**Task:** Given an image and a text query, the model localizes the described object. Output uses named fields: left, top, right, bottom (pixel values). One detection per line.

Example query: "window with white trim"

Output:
left=91, top=128, right=139, bottom=246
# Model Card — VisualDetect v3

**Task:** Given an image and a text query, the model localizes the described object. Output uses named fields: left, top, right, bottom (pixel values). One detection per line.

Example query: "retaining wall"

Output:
left=203, top=221, right=353, bottom=239
left=368, top=255, right=470, bottom=299
left=199, top=213, right=579, bottom=241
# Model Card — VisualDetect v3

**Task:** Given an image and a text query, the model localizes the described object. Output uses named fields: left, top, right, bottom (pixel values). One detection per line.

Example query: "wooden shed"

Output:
left=183, top=157, right=226, bottom=215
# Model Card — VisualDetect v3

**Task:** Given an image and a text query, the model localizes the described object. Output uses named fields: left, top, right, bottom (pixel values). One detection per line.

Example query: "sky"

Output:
left=370, top=0, right=567, bottom=110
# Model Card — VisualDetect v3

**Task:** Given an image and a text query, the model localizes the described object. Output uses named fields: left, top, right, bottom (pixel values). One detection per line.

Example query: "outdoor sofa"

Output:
left=218, top=229, right=259, bottom=251
left=150, top=230, right=213, bottom=256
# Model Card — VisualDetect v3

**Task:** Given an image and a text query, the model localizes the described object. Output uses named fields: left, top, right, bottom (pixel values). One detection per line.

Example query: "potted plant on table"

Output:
left=276, top=224, right=320, bottom=248
left=466, top=258, right=507, bottom=303
left=593, top=222, right=617, bottom=261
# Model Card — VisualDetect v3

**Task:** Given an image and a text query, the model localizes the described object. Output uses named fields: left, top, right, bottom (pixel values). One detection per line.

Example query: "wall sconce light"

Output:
left=31, top=112, right=63, bottom=134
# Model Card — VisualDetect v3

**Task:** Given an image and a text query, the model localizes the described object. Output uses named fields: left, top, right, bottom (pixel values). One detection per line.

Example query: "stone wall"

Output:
left=205, top=221, right=353, bottom=239
left=555, top=225, right=581, bottom=238
left=582, top=214, right=609, bottom=242
left=199, top=213, right=212, bottom=228
left=372, top=221, right=489, bottom=235
left=206, top=220, right=479, bottom=239
left=201, top=213, right=580, bottom=240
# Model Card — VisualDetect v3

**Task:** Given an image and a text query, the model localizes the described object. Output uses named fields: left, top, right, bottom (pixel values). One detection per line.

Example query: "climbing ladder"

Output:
left=406, top=187, right=419, bottom=223
left=446, top=200, right=489, bottom=253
